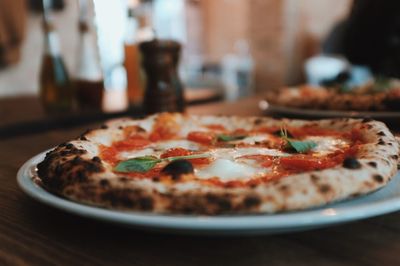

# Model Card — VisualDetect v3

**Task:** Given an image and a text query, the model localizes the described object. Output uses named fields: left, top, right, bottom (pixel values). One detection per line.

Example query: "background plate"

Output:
left=259, top=100, right=400, bottom=125
left=17, top=151, right=400, bottom=236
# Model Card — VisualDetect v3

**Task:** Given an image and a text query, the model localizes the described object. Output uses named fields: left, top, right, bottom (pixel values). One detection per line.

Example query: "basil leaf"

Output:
left=275, top=129, right=293, bottom=138
left=373, top=76, right=390, bottom=92
left=279, top=125, right=317, bottom=153
left=114, top=154, right=211, bottom=173
left=165, top=153, right=211, bottom=162
left=287, top=140, right=317, bottom=153
left=217, top=134, right=246, bottom=142
left=339, top=84, right=352, bottom=94
left=114, top=156, right=160, bottom=173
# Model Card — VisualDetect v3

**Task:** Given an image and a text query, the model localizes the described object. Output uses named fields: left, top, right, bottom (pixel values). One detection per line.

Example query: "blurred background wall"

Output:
left=0, top=0, right=352, bottom=98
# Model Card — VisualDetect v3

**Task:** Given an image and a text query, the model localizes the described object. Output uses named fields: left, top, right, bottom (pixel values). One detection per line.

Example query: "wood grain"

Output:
left=1, top=97, right=400, bottom=265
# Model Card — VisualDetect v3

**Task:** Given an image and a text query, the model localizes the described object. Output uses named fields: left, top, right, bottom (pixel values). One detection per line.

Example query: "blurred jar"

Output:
left=39, top=0, right=73, bottom=113
left=74, top=0, right=104, bottom=112
left=140, top=39, right=184, bottom=114
left=124, top=0, right=154, bottom=107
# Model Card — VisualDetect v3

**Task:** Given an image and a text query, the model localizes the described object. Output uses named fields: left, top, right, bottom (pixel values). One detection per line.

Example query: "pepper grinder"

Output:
left=139, top=39, right=185, bottom=114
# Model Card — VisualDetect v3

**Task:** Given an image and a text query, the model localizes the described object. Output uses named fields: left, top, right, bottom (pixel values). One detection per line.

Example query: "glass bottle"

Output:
left=124, top=0, right=154, bottom=107
left=39, top=0, right=73, bottom=113
left=74, top=0, right=104, bottom=111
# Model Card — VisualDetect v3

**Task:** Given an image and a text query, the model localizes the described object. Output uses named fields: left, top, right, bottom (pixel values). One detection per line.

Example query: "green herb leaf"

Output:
left=114, top=153, right=211, bottom=173
left=373, top=76, right=391, bottom=92
left=217, top=134, right=247, bottom=142
left=339, top=84, right=352, bottom=94
left=286, top=140, right=317, bottom=153
left=280, top=125, right=317, bottom=153
left=275, top=128, right=293, bottom=138
left=114, top=156, right=161, bottom=173
left=164, top=153, right=211, bottom=162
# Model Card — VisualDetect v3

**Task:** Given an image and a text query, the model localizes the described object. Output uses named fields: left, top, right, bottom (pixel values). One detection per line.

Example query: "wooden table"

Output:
left=2, top=96, right=400, bottom=266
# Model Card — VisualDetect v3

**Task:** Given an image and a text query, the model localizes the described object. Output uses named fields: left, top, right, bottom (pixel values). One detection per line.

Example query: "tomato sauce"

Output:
left=161, top=148, right=211, bottom=165
left=99, top=122, right=364, bottom=188
left=204, top=124, right=226, bottom=131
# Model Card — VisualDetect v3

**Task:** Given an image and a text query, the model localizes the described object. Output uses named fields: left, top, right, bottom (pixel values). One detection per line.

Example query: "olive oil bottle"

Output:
left=39, top=0, right=73, bottom=113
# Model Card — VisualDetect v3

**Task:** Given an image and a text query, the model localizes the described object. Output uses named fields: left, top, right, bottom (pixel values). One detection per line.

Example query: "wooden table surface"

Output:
left=2, top=96, right=400, bottom=266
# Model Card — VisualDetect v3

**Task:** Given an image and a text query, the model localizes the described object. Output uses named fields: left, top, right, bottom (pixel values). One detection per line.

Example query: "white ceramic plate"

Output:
left=17, top=151, right=400, bottom=236
left=259, top=100, right=400, bottom=120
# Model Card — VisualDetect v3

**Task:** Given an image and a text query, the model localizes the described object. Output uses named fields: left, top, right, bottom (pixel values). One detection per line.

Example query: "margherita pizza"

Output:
left=37, top=113, right=399, bottom=214
left=266, top=82, right=400, bottom=112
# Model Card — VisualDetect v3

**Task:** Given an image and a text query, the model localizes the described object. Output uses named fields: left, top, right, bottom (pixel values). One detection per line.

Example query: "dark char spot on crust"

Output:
left=206, top=194, right=232, bottom=212
left=279, top=184, right=289, bottom=192
left=92, top=156, right=101, bottom=163
left=373, top=174, right=384, bottom=183
left=119, top=177, right=129, bottom=182
left=65, top=143, right=74, bottom=149
left=368, top=161, right=377, bottom=168
left=362, top=118, right=373, bottom=123
left=319, top=184, right=331, bottom=193
left=243, top=196, right=261, bottom=208
left=342, top=157, right=361, bottom=169
left=37, top=146, right=101, bottom=192
left=161, top=160, right=194, bottom=180
left=100, top=179, right=110, bottom=187
left=377, top=131, right=386, bottom=136
left=138, top=197, right=154, bottom=210
left=254, top=118, right=263, bottom=125
left=378, top=139, right=386, bottom=145
left=310, top=174, right=320, bottom=183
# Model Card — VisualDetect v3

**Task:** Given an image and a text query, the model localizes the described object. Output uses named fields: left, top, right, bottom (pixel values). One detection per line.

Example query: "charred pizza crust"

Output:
left=266, top=86, right=400, bottom=111
left=37, top=114, right=399, bottom=215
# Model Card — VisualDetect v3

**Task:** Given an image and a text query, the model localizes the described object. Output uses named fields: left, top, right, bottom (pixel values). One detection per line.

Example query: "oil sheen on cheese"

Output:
left=195, top=159, right=268, bottom=181
left=305, top=136, right=349, bottom=156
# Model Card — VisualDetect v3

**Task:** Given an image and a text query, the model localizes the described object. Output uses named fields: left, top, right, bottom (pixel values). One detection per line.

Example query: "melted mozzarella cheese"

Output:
left=179, top=120, right=206, bottom=137
left=194, top=147, right=285, bottom=181
left=195, top=159, right=268, bottom=181
left=305, top=136, right=349, bottom=156
left=210, top=147, right=288, bottom=160
left=232, top=134, right=269, bottom=144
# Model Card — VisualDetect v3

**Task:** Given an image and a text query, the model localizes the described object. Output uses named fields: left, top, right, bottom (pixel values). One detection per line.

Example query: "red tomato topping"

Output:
left=205, top=124, right=226, bottom=131
left=238, top=154, right=274, bottom=168
left=233, top=128, right=248, bottom=135
left=149, top=113, right=180, bottom=141
left=121, top=167, right=163, bottom=178
left=350, top=127, right=363, bottom=142
left=279, top=154, right=340, bottom=171
left=113, top=136, right=151, bottom=151
left=289, top=127, right=345, bottom=139
left=149, top=130, right=172, bottom=142
left=187, top=131, right=216, bottom=145
left=99, top=145, right=118, bottom=164
left=261, top=159, right=274, bottom=168
left=161, top=148, right=191, bottom=158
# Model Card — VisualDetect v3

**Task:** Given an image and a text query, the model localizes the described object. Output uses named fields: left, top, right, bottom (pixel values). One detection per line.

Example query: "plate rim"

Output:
left=17, top=151, right=400, bottom=233
left=259, top=100, right=400, bottom=119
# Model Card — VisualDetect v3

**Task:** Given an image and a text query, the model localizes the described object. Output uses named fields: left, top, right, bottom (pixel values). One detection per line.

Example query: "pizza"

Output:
left=36, top=113, right=399, bottom=214
left=265, top=81, right=400, bottom=112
